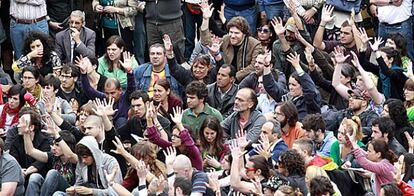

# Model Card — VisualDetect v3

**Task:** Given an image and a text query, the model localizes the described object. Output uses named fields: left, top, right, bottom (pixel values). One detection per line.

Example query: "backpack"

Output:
left=326, top=0, right=363, bottom=13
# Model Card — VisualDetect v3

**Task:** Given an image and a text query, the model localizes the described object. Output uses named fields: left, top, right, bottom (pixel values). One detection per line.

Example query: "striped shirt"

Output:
left=10, top=0, right=47, bottom=20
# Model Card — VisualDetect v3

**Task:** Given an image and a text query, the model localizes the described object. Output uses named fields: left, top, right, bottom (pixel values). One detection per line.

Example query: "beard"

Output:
left=285, top=36, right=296, bottom=42
left=279, top=118, right=288, bottom=128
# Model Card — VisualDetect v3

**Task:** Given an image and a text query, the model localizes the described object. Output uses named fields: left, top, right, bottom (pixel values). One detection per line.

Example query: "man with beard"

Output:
left=182, top=81, right=223, bottom=139
left=200, top=5, right=262, bottom=82
left=272, top=16, right=313, bottom=77
left=221, top=88, right=266, bottom=143
left=207, top=64, right=238, bottom=118
left=117, top=90, right=170, bottom=143
left=326, top=88, right=379, bottom=143
left=134, top=43, right=182, bottom=98
left=274, top=101, right=305, bottom=148
left=302, top=113, right=337, bottom=157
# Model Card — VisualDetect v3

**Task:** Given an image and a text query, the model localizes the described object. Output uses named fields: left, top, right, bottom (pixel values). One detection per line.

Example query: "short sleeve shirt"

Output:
left=0, top=153, right=24, bottom=195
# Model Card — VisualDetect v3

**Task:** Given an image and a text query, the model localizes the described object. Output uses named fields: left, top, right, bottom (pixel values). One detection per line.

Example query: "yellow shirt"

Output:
left=147, top=70, right=166, bottom=97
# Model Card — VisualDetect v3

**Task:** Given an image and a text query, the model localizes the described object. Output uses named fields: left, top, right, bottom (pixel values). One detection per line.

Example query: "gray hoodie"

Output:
left=75, top=136, right=123, bottom=196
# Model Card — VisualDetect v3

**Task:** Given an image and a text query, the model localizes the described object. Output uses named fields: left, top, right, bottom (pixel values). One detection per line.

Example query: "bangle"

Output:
left=319, top=24, right=325, bottom=28
left=54, top=136, right=62, bottom=143
left=167, top=172, right=174, bottom=178
left=138, top=185, right=146, bottom=190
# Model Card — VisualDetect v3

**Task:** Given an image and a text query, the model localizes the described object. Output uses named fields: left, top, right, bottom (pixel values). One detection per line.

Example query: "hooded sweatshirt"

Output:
left=75, top=136, right=123, bottom=196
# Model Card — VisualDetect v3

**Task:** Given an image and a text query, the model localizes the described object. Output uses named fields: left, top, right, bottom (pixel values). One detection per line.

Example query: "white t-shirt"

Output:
left=378, top=0, right=412, bottom=24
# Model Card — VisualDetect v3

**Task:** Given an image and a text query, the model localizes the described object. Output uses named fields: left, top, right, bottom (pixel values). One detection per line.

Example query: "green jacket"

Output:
left=330, top=140, right=365, bottom=166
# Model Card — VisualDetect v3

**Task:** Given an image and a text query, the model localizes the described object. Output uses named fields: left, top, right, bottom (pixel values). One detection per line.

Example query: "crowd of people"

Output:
left=1, top=0, right=414, bottom=195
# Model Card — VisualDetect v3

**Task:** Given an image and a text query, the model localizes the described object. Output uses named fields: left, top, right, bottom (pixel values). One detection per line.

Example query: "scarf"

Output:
left=0, top=103, right=20, bottom=129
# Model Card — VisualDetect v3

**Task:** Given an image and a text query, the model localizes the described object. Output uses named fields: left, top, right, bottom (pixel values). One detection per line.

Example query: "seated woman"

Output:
left=13, top=31, right=61, bottom=80
left=198, top=116, right=229, bottom=172
left=330, top=116, right=365, bottom=167
left=256, top=22, right=275, bottom=51
left=153, top=79, right=182, bottom=122
left=164, top=34, right=219, bottom=86
left=82, top=57, right=108, bottom=92
left=145, top=105, right=203, bottom=170
left=350, top=138, right=397, bottom=196
left=97, top=35, right=138, bottom=90
left=386, top=33, right=412, bottom=71
left=21, top=66, right=43, bottom=100
left=110, top=139, right=166, bottom=192
left=404, top=79, right=414, bottom=125
left=0, top=84, right=26, bottom=137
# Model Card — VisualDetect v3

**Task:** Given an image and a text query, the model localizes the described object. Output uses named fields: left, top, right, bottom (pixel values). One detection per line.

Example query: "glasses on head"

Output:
left=257, top=28, right=270, bottom=33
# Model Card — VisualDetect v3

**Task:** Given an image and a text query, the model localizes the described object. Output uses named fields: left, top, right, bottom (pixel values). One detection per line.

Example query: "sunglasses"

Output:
left=257, top=28, right=270, bottom=33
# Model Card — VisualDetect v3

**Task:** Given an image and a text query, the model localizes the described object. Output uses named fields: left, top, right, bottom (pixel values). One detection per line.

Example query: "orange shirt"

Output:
left=282, top=122, right=305, bottom=148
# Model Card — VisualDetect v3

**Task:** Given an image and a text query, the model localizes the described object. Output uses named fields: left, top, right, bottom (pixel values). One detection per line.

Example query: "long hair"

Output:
left=379, top=46, right=402, bottom=67
left=403, top=153, right=414, bottom=182
left=340, top=116, right=364, bottom=141
left=104, top=35, right=126, bottom=72
left=385, top=98, right=410, bottom=128
left=198, top=116, right=225, bottom=158
left=369, top=138, right=398, bottom=163
left=23, top=31, right=54, bottom=66
left=404, top=79, right=414, bottom=107
left=127, top=141, right=165, bottom=179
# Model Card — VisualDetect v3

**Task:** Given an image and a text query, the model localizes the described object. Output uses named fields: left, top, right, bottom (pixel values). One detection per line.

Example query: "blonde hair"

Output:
left=306, top=166, right=329, bottom=181
left=340, top=116, right=364, bottom=141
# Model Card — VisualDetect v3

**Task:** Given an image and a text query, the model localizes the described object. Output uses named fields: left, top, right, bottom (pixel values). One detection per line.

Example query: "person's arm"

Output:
left=199, top=2, right=214, bottom=46
left=0, top=182, right=17, bottom=196
left=271, top=18, right=290, bottom=52
left=55, top=131, right=78, bottom=163
left=23, top=133, right=48, bottom=163
left=112, top=137, right=139, bottom=169
left=245, top=114, right=266, bottom=143
left=145, top=126, right=172, bottom=149
left=179, top=128, right=203, bottom=171
left=353, top=147, right=390, bottom=175
left=80, top=73, right=106, bottom=99
left=59, top=99, right=76, bottom=125
left=313, top=5, right=335, bottom=50
left=167, top=56, right=193, bottom=87
left=229, top=144, right=256, bottom=193
left=111, top=183, right=133, bottom=196
left=351, top=51, right=384, bottom=105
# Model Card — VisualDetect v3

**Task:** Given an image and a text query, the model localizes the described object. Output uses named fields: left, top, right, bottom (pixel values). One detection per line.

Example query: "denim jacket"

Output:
left=133, top=63, right=183, bottom=97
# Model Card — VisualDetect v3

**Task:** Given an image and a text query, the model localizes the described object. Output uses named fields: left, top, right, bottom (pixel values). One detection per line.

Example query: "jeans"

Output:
left=224, top=6, right=257, bottom=34
left=9, top=18, right=49, bottom=60
left=133, top=12, right=146, bottom=64
left=182, top=5, right=203, bottom=60
left=263, top=3, right=285, bottom=20
left=26, top=170, right=70, bottom=196
left=378, top=18, right=414, bottom=61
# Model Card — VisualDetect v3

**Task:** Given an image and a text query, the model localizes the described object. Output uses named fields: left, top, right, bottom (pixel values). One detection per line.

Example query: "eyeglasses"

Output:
left=60, top=75, right=73, bottom=80
left=257, top=28, right=270, bottom=33
left=245, top=167, right=257, bottom=172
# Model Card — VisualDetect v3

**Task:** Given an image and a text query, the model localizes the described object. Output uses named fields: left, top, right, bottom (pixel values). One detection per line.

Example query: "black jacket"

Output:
left=207, top=83, right=238, bottom=118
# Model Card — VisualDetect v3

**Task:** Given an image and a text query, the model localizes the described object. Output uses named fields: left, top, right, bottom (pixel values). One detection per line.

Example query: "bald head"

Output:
left=173, top=155, right=192, bottom=170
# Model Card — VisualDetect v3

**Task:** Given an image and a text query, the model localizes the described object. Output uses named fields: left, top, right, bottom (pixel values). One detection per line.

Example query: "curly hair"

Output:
left=23, top=31, right=54, bottom=65
left=309, top=176, right=335, bottom=196
left=279, top=149, right=305, bottom=176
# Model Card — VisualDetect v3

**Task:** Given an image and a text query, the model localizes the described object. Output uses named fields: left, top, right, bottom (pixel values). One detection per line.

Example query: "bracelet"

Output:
left=54, top=136, right=62, bottom=143
left=319, top=24, right=325, bottom=28
left=138, top=185, right=146, bottom=190
left=167, top=172, right=174, bottom=178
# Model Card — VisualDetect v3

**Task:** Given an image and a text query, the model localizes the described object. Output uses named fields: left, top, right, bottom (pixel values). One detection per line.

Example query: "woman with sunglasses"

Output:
left=164, top=35, right=219, bottom=87
left=256, top=23, right=275, bottom=50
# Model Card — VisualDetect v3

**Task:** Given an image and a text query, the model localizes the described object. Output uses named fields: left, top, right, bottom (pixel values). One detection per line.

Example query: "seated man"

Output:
left=0, top=138, right=25, bottom=195
left=221, top=88, right=266, bottom=143
left=55, top=10, right=96, bottom=64
left=117, top=90, right=170, bottom=143
left=56, top=65, right=89, bottom=109
left=207, top=64, right=238, bottom=118
left=248, top=119, right=288, bottom=166
left=182, top=81, right=223, bottom=139
left=274, top=101, right=305, bottom=148
left=53, top=136, right=122, bottom=196
left=302, top=114, right=337, bottom=157
left=38, top=74, right=77, bottom=125
left=371, top=117, right=407, bottom=156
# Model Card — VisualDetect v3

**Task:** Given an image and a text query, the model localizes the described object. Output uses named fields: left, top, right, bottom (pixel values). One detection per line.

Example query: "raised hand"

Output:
left=271, top=17, right=285, bottom=36
left=259, top=133, right=270, bottom=152
left=92, top=98, right=117, bottom=117
left=74, top=55, right=89, bottom=74
left=43, top=96, right=54, bottom=114
left=205, top=155, right=221, bottom=168
left=356, top=27, right=370, bottom=44
left=136, top=160, right=149, bottom=180
left=111, top=136, right=128, bottom=155
left=286, top=52, right=301, bottom=68
left=205, top=173, right=220, bottom=193
left=163, top=146, right=177, bottom=166
left=162, top=34, right=173, bottom=56
left=303, top=9, right=317, bottom=23
left=405, top=61, right=414, bottom=80
left=120, top=51, right=134, bottom=73
left=104, top=165, right=119, bottom=186
left=286, top=0, right=296, bottom=15
left=405, top=132, right=414, bottom=153
left=321, top=5, right=335, bottom=25
left=169, top=106, right=183, bottom=125
left=333, top=46, right=350, bottom=64
left=350, top=51, right=362, bottom=69
left=200, top=1, right=214, bottom=19
left=370, top=37, right=384, bottom=51
left=251, top=176, right=264, bottom=196
left=304, top=46, right=315, bottom=67
left=229, top=139, right=242, bottom=158
left=42, top=115, right=59, bottom=137
left=207, top=35, right=222, bottom=55
left=236, top=129, right=249, bottom=150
